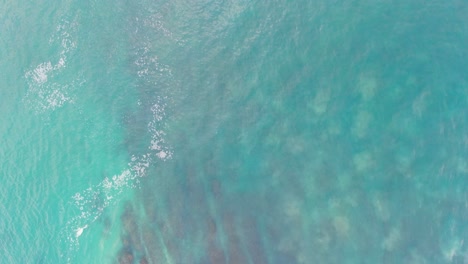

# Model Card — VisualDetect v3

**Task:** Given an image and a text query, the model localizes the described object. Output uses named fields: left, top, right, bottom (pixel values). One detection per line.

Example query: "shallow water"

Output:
left=1, top=0, right=467, bottom=263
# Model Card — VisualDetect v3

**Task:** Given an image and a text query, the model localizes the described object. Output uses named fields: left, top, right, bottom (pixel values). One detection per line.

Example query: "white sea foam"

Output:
left=63, top=153, right=169, bottom=256
left=24, top=78, right=84, bottom=113
left=157, top=151, right=168, bottom=159
left=148, top=100, right=173, bottom=160
left=62, top=98, right=172, bottom=260
left=28, top=62, right=53, bottom=84
left=144, top=12, right=183, bottom=44
left=134, top=46, right=172, bottom=78
left=62, top=16, right=174, bottom=258
left=24, top=17, right=80, bottom=114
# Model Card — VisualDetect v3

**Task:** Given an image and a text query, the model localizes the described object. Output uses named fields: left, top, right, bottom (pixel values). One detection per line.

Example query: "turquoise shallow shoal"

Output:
left=1, top=0, right=467, bottom=263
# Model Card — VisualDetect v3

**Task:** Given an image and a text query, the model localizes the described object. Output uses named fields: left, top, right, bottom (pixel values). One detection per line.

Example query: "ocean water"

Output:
left=1, top=0, right=467, bottom=263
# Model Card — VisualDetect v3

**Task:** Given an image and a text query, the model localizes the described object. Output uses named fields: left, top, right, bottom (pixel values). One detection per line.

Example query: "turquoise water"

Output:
left=1, top=0, right=467, bottom=263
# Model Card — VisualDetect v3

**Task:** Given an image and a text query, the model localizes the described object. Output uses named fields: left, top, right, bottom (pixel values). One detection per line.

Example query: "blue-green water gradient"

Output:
left=1, top=0, right=467, bottom=263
